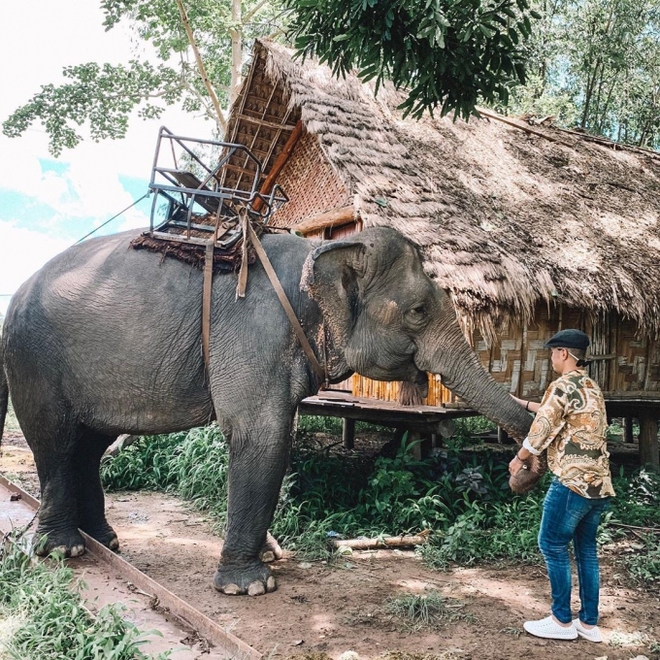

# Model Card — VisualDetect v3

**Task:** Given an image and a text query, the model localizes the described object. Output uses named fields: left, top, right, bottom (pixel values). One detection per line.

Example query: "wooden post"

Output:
left=497, top=426, right=509, bottom=444
left=251, top=120, right=303, bottom=212
left=342, top=418, right=355, bottom=450
left=624, top=416, right=634, bottom=444
left=639, top=411, right=659, bottom=467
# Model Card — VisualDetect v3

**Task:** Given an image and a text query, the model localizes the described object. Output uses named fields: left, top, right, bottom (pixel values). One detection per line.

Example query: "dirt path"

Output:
left=1, top=435, right=658, bottom=660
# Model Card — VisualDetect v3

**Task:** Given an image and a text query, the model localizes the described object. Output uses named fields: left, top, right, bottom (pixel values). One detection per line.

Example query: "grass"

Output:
left=0, top=541, right=169, bottom=660
left=99, top=417, right=660, bottom=587
left=385, top=591, right=471, bottom=630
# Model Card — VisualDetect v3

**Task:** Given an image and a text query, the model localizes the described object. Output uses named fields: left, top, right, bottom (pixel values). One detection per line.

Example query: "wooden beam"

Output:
left=292, top=205, right=356, bottom=236
left=477, top=108, right=573, bottom=147
left=639, top=411, right=659, bottom=467
left=236, top=113, right=297, bottom=132
left=252, top=119, right=303, bottom=212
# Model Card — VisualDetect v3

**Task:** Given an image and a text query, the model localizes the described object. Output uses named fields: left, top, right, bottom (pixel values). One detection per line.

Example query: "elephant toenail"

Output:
left=247, top=581, right=266, bottom=596
left=221, top=583, right=242, bottom=595
left=261, top=550, right=275, bottom=563
left=108, top=538, right=120, bottom=551
left=70, top=544, right=86, bottom=557
left=266, top=576, right=277, bottom=592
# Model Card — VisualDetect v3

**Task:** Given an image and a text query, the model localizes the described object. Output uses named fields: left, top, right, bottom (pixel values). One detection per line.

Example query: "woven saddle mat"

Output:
left=129, top=212, right=276, bottom=273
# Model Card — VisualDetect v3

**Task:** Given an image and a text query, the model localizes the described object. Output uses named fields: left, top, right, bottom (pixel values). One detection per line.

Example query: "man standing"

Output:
left=509, top=329, right=615, bottom=642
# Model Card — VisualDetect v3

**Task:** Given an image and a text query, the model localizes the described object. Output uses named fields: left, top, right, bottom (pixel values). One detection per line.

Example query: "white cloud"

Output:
left=0, top=0, right=215, bottom=302
left=0, top=221, right=72, bottom=315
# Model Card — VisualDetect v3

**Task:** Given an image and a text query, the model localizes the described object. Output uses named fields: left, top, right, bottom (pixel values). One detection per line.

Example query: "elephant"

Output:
left=0, top=226, right=533, bottom=595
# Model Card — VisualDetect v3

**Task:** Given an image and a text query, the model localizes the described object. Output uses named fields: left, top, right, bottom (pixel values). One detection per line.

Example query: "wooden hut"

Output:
left=221, top=39, right=660, bottom=465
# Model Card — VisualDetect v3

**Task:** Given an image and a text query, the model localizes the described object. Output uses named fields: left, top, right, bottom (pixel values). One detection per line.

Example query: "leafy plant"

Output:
left=287, top=0, right=542, bottom=119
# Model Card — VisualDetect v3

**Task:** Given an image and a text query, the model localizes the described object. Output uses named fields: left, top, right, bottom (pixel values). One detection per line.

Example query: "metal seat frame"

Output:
left=147, top=126, right=288, bottom=249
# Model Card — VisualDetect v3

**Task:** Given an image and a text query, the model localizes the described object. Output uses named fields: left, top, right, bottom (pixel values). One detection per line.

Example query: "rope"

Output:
left=75, top=193, right=149, bottom=244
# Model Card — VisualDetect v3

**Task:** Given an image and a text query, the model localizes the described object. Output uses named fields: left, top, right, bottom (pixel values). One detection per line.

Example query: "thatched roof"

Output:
left=226, top=40, right=660, bottom=337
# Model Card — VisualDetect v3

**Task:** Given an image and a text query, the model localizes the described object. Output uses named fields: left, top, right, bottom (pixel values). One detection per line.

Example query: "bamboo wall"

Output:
left=351, top=304, right=660, bottom=405
left=271, top=131, right=350, bottom=228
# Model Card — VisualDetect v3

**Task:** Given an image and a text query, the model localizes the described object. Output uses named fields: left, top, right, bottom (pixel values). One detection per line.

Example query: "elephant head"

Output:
left=302, top=227, right=532, bottom=441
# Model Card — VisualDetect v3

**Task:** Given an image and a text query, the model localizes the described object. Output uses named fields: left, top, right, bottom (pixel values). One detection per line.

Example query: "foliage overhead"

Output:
left=2, top=0, right=284, bottom=156
left=286, top=0, right=542, bottom=119
left=508, top=0, right=660, bottom=149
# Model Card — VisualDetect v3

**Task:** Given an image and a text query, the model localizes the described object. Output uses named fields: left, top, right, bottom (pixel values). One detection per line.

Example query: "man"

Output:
left=509, top=329, right=615, bottom=643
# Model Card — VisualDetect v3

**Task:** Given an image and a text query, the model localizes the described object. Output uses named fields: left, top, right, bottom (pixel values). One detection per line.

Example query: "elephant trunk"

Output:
left=415, top=310, right=532, bottom=441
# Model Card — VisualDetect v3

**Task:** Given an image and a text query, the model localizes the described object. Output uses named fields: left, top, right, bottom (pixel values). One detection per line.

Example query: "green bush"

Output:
left=100, top=425, right=660, bottom=582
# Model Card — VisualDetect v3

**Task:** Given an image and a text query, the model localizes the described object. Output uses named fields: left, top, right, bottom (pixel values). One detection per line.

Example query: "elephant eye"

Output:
left=411, top=305, right=426, bottom=317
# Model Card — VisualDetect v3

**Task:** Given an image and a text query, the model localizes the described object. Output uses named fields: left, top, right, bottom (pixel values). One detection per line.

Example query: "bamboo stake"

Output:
left=330, top=531, right=430, bottom=550
left=175, top=0, right=227, bottom=133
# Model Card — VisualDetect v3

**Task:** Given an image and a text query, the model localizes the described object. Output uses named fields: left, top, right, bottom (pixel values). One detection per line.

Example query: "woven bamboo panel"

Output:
left=352, top=373, right=453, bottom=406
left=611, top=318, right=648, bottom=392
left=271, top=131, right=350, bottom=228
left=645, top=339, right=660, bottom=391
left=222, top=48, right=300, bottom=195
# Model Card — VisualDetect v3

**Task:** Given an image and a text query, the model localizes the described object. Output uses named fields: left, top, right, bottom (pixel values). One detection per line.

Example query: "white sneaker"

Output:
left=573, top=619, right=603, bottom=642
left=523, top=615, right=578, bottom=640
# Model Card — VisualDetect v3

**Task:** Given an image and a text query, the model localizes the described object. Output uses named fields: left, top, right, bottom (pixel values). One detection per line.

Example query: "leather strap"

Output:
left=201, top=241, right=214, bottom=367
left=245, top=221, right=327, bottom=386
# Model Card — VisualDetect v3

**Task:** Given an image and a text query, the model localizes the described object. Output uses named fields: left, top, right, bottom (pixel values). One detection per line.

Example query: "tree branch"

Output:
left=242, top=0, right=271, bottom=24
left=175, top=0, right=227, bottom=133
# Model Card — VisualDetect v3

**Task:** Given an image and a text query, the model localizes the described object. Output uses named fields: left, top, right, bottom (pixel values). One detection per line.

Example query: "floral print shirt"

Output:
left=522, top=369, right=615, bottom=499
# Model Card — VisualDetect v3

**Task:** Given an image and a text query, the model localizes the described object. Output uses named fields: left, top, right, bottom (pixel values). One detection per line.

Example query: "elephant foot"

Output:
left=214, top=560, right=276, bottom=596
left=80, top=522, right=120, bottom=551
left=33, top=526, right=86, bottom=558
left=260, top=531, right=283, bottom=563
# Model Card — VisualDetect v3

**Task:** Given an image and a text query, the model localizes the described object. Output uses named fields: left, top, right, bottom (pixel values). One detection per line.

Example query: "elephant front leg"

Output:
left=214, top=424, right=290, bottom=596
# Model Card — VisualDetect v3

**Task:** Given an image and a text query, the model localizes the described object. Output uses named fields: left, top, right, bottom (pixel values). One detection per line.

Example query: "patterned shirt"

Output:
left=522, top=369, right=615, bottom=499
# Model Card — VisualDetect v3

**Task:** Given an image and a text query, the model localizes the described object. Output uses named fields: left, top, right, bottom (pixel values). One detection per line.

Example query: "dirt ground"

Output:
left=1, top=432, right=659, bottom=660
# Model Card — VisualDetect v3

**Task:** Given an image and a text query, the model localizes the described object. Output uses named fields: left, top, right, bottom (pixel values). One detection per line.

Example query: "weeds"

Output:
left=385, top=592, right=470, bottom=630
left=0, top=541, right=169, bottom=659
left=3, top=397, right=21, bottom=434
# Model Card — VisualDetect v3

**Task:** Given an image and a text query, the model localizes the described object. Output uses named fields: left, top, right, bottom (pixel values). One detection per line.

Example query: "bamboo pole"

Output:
left=292, top=205, right=356, bottom=236
left=330, top=531, right=430, bottom=550
left=252, top=120, right=304, bottom=212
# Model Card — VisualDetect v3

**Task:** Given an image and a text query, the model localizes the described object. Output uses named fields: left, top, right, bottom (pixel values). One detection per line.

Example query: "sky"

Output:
left=0, top=0, right=213, bottom=316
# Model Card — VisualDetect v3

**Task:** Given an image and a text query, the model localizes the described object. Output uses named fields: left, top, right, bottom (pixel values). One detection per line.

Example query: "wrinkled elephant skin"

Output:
left=0, top=227, right=531, bottom=595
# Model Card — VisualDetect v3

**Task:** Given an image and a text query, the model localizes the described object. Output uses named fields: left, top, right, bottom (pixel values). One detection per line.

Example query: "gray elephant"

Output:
left=0, top=226, right=531, bottom=595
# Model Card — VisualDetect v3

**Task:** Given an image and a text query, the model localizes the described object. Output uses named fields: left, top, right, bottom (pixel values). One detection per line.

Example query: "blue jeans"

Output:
left=538, top=478, right=610, bottom=626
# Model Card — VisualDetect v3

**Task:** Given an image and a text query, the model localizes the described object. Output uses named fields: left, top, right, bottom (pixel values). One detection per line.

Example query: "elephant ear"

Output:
left=301, top=240, right=366, bottom=289
left=301, top=239, right=367, bottom=347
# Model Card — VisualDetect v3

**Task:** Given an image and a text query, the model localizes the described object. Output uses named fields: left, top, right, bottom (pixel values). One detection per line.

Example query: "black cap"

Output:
left=544, top=329, right=590, bottom=350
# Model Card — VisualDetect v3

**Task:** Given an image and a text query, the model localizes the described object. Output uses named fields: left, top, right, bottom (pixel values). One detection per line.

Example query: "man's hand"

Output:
left=509, top=452, right=548, bottom=494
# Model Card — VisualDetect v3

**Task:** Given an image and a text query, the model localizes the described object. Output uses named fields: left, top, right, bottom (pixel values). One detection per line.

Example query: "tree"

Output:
left=286, top=0, right=542, bottom=119
left=3, top=0, right=285, bottom=156
left=506, top=0, right=660, bottom=149
left=4, top=0, right=542, bottom=154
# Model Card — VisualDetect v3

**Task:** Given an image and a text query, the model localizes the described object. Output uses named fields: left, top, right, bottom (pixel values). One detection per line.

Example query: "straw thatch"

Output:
left=225, top=40, right=660, bottom=338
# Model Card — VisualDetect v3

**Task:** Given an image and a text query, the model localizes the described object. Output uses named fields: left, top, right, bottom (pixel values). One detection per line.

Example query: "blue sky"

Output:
left=0, top=0, right=211, bottom=316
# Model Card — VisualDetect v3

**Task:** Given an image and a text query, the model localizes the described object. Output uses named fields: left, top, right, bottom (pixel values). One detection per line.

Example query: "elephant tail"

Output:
left=0, top=344, right=7, bottom=447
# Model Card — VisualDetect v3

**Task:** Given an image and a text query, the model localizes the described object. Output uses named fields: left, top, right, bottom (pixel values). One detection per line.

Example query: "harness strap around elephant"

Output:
left=201, top=217, right=329, bottom=388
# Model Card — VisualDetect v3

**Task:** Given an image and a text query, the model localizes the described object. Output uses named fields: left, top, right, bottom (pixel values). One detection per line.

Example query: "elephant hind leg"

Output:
left=74, top=430, right=119, bottom=551
left=29, top=432, right=86, bottom=558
